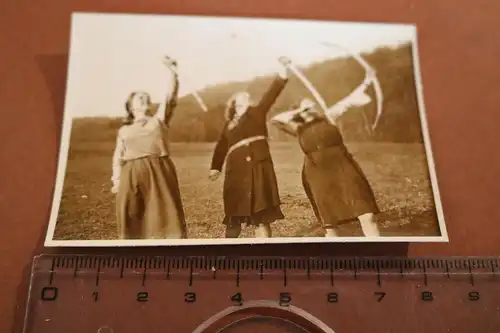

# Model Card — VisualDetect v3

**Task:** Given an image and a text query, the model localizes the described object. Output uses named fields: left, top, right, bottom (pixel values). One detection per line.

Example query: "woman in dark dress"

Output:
left=270, top=80, right=381, bottom=237
left=209, top=57, right=291, bottom=238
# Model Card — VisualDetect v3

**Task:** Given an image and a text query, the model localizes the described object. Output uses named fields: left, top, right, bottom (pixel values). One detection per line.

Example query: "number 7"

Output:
left=374, top=292, right=386, bottom=302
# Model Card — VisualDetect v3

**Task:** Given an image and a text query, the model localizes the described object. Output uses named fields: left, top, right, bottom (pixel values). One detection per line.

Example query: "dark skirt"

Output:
left=223, top=207, right=285, bottom=226
left=116, top=155, right=187, bottom=239
left=301, top=146, right=379, bottom=228
left=223, top=159, right=284, bottom=226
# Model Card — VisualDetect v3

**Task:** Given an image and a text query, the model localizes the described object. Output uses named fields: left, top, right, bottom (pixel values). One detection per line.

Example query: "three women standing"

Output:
left=111, top=56, right=187, bottom=240
left=208, top=57, right=292, bottom=238
left=110, top=54, right=381, bottom=240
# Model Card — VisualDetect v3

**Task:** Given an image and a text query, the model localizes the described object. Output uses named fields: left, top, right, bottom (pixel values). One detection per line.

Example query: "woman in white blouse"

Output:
left=111, top=56, right=187, bottom=240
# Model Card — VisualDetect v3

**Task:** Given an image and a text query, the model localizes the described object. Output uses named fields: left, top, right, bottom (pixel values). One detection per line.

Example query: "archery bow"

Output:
left=285, top=43, right=383, bottom=134
left=191, top=91, right=208, bottom=112
left=286, top=61, right=329, bottom=114
left=321, top=41, right=384, bottom=132
left=286, top=58, right=366, bottom=133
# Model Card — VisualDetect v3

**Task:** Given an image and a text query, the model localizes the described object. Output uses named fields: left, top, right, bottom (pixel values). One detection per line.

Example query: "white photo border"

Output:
left=44, top=12, right=449, bottom=247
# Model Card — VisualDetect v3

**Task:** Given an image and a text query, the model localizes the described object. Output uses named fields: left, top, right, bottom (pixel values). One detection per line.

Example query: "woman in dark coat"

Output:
left=209, top=57, right=291, bottom=238
left=270, top=75, right=381, bottom=237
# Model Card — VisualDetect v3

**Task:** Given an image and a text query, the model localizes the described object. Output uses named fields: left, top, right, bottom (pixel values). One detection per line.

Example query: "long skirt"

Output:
left=222, top=158, right=284, bottom=227
left=116, top=155, right=187, bottom=239
left=222, top=207, right=285, bottom=227
left=301, top=146, right=379, bottom=228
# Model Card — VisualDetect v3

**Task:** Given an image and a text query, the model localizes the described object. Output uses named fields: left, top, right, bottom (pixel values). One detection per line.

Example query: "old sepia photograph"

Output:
left=44, top=12, right=448, bottom=246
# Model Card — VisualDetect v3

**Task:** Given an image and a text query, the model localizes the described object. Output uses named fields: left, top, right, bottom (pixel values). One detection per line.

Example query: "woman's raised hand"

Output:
left=277, top=56, right=292, bottom=79
left=163, top=56, right=178, bottom=72
left=278, top=56, right=292, bottom=67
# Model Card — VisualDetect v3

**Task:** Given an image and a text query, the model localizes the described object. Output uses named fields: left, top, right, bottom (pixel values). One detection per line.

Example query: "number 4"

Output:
left=231, top=292, right=243, bottom=305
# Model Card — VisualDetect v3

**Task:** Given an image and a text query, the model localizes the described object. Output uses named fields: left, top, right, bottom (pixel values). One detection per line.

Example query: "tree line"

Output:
left=71, top=42, right=427, bottom=144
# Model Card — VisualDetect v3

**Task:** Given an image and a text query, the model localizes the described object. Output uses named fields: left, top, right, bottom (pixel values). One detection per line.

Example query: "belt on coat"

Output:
left=227, top=135, right=267, bottom=157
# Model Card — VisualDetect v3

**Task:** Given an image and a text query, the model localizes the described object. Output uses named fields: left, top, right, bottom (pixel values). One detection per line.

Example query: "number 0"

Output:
left=40, top=287, right=58, bottom=301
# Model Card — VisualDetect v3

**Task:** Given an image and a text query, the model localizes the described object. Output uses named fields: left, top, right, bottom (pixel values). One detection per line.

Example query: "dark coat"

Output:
left=298, top=117, right=379, bottom=227
left=211, top=76, right=288, bottom=219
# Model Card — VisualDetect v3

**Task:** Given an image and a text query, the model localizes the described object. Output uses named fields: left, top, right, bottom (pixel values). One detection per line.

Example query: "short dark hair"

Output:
left=291, top=112, right=306, bottom=124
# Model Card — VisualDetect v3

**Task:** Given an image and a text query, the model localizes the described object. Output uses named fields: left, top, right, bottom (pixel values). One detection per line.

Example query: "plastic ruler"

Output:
left=22, top=255, right=500, bottom=332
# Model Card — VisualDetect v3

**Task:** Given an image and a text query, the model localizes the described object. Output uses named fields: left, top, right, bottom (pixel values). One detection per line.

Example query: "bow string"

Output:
left=286, top=62, right=329, bottom=114
left=284, top=42, right=384, bottom=135
left=321, top=41, right=384, bottom=133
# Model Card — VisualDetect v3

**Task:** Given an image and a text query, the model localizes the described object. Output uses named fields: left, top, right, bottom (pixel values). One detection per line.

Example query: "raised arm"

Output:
left=111, top=131, right=125, bottom=193
left=254, top=57, right=291, bottom=113
left=163, top=71, right=179, bottom=125
left=156, top=56, right=179, bottom=125
left=324, top=77, right=373, bottom=125
left=269, top=108, right=302, bottom=137
left=255, top=76, right=288, bottom=113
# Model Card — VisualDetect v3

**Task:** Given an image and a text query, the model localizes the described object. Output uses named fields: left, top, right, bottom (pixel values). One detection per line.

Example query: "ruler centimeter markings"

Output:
left=39, top=256, right=500, bottom=280
left=47, top=257, right=499, bottom=278
left=37, top=256, right=500, bottom=287
left=24, top=255, right=500, bottom=333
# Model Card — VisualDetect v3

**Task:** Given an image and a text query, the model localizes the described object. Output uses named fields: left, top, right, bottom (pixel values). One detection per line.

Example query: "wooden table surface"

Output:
left=1, top=1, right=500, bottom=332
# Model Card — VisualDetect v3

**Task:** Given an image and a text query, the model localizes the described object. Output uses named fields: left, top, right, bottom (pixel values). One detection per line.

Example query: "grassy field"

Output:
left=52, top=140, right=442, bottom=240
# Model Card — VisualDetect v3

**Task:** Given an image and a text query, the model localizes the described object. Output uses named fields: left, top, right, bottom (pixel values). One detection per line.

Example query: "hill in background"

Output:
left=70, top=42, right=427, bottom=144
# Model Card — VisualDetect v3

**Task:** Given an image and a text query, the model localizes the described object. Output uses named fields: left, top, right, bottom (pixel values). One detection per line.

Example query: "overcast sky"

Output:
left=65, top=13, right=416, bottom=117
